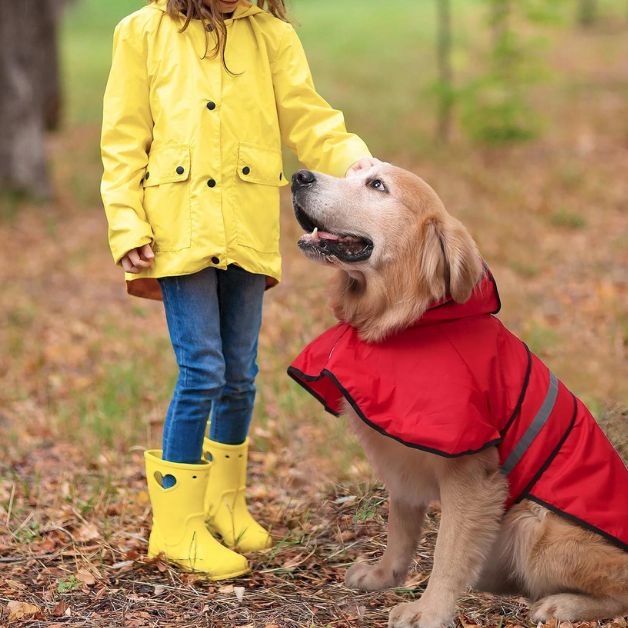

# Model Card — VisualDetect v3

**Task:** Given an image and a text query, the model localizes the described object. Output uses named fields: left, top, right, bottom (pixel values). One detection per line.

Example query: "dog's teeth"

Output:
left=312, top=227, right=318, bottom=237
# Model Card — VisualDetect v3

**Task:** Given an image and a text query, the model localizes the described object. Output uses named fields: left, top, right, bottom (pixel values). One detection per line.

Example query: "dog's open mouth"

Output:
left=294, top=203, right=374, bottom=263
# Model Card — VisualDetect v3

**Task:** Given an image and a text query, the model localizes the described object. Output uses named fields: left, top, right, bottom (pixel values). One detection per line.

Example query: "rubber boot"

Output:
left=144, top=450, right=249, bottom=579
left=203, top=438, right=272, bottom=552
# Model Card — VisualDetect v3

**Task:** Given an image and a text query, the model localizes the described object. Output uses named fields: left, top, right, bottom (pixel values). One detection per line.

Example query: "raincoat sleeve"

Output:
left=271, top=24, right=371, bottom=177
left=100, top=17, right=154, bottom=265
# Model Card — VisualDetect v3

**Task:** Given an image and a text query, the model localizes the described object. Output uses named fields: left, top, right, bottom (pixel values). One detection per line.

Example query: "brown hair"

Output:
left=154, top=0, right=288, bottom=65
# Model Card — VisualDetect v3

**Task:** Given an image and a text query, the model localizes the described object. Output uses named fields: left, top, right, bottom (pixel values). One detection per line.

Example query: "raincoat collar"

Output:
left=416, top=267, right=501, bottom=326
left=153, top=0, right=263, bottom=20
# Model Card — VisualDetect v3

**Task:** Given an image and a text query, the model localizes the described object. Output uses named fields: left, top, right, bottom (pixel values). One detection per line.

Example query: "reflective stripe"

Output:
left=502, top=372, right=559, bottom=475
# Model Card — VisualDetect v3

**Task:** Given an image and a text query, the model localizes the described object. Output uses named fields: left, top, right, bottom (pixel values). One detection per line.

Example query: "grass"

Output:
left=1, top=1, right=627, bottom=626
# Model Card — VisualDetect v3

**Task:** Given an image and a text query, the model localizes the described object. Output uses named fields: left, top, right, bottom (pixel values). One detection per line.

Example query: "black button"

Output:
left=279, top=173, right=283, bottom=181
left=206, top=101, right=216, bottom=110
left=145, top=172, right=150, bottom=180
left=242, top=166, right=250, bottom=175
left=207, top=178, right=216, bottom=188
left=211, top=256, right=220, bottom=264
left=176, top=166, right=185, bottom=175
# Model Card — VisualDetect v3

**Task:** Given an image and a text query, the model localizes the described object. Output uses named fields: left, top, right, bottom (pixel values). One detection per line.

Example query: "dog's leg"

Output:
left=346, top=496, right=426, bottom=591
left=389, top=455, right=507, bottom=628
left=507, top=501, right=628, bottom=622
left=531, top=593, right=628, bottom=622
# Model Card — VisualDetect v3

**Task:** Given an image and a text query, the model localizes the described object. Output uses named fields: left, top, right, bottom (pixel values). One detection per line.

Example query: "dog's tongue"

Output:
left=317, top=231, right=340, bottom=241
left=300, top=229, right=340, bottom=243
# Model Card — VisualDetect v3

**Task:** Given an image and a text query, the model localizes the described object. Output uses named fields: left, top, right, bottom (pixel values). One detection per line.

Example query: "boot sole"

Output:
left=147, top=550, right=250, bottom=581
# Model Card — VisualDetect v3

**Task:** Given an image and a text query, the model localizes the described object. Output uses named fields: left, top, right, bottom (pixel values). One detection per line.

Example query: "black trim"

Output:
left=483, top=263, right=502, bottom=315
left=525, top=494, right=627, bottom=553
left=500, top=343, right=533, bottom=437
left=287, top=367, right=341, bottom=417
left=514, top=393, right=577, bottom=500
left=513, top=392, right=627, bottom=553
left=287, top=366, right=502, bottom=459
left=421, top=264, right=501, bottom=317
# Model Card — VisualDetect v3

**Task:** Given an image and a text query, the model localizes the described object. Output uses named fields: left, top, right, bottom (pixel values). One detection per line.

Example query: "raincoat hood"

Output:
left=288, top=269, right=628, bottom=551
left=412, top=269, right=501, bottom=326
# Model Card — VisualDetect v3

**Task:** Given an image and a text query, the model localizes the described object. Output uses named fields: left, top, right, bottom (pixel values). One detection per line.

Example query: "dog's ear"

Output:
left=420, top=214, right=483, bottom=303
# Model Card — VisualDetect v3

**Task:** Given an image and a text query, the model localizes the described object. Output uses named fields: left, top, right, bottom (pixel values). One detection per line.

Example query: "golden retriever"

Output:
left=289, top=165, right=628, bottom=628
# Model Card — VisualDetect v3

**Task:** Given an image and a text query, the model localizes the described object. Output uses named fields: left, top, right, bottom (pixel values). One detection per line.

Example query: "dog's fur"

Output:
left=292, top=165, right=628, bottom=627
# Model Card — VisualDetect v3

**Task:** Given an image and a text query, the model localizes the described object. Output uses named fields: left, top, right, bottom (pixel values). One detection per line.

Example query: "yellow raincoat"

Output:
left=101, top=0, right=371, bottom=299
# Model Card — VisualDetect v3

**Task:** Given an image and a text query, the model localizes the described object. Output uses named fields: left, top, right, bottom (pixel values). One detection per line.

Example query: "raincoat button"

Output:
left=211, top=256, right=220, bottom=265
left=207, top=179, right=216, bottom=188
left=279, top=173, right=283, bottom=181
left=206, top=101, right=216, bottom=110
left=176, top=166, right=185, bottom=175
left=242, top=166, right=250, bottom=175
left=145, top=172, right=150, bottom=180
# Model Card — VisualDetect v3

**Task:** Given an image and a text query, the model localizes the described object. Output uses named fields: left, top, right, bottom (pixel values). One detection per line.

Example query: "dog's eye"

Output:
left=369, top=179, right=387, bottom=192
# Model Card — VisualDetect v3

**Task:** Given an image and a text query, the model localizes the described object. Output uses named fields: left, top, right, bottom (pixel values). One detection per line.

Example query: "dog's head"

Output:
left=291, top=164, right=483, bottom=341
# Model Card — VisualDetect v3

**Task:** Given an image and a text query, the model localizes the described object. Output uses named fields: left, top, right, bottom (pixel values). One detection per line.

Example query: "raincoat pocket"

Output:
left=143, top=144, right=192, bottom=253
left=233, top=142, right=288, bottom=254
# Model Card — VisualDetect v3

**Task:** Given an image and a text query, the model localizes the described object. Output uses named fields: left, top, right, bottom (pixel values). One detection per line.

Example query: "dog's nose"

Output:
left=292, top=169, right=316, bottom=190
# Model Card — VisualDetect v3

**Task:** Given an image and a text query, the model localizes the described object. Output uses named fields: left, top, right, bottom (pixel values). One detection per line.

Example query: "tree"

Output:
left=435, top=0, right=454, bottom=142
left=0, top=0, right=64, bottom=198
left=577, top=0, right=597, bottom=27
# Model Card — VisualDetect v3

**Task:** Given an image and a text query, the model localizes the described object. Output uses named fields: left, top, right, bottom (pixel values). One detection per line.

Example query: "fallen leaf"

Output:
left=51, top=600, right=68, bottom=617
left=282, top=554, right=305, bottom=570
left=234, top=586, right=245, bottom=603
left=5, top=579, right=26, bottom=591
left=7, top=600, right=41, bottom=621
left=110, top=560, right=134, bottom=570
left=76, top=569, right=96, bottom=586
left=76, top=522, right=99, bottom=542
left=153, top=585, right=166, bottom=597
left=334, top=495, right=356, bottom=505
left=218, top=584, right=234, bottom=594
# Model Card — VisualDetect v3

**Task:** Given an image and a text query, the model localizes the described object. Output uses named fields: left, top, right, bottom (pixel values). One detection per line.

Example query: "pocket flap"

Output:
left=144, top=144, right=191, bottom=187
left=237, top=142, right=288, bottom=187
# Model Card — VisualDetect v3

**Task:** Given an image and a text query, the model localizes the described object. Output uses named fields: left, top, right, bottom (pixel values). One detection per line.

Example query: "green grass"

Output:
left=61, top=0, right=479, bottom=155
left=547, top=207, right=587, bottom=229
left=61, top=0, right=144, bottom=124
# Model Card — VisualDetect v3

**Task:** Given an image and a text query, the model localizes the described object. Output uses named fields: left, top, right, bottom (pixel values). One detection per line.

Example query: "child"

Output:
left=101, top=0, right=377, bottom=580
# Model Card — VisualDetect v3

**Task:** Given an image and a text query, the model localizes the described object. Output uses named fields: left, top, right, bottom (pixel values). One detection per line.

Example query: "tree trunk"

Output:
left=0, top=0, right=62, bottom=197
left=577, top=0, right=597, bottom=27
left=489, top=0, right=512, bottom=74
left=435, top=0, right=453, bottom=142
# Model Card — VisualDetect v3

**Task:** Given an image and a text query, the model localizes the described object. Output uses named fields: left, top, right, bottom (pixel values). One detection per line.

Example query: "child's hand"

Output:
left=120, top=244, right=155, bottom=273
left=346, top=157, right=384, bottom=176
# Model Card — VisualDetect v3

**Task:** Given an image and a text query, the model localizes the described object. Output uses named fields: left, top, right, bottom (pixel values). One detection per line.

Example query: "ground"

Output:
left=0, top=0, right=627, bottom=626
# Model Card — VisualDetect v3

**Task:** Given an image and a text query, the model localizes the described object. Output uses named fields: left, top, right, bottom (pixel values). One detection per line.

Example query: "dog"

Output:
left=287, top=165, right=628, bottom=628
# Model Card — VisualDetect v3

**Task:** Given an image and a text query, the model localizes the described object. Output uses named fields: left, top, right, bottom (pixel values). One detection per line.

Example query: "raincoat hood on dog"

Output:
left=289, top=271, right=628, bottom=550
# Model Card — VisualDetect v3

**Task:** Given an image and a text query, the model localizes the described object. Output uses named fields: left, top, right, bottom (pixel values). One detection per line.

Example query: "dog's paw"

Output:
left=388, top=601, right=453, bottom=628
left=530, top=593, right=590, bottom=622
left=345, top=561, right=402, bottom=592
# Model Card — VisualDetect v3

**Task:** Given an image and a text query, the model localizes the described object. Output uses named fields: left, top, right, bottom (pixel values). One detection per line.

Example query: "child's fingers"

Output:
left=139, top=243, right=155, bottom=261
left=128, top=248, right=152, bottom=269
left=121, top=256, right=140, bottom=274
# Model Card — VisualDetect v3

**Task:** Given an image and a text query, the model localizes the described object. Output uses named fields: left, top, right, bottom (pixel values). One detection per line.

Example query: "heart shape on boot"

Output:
left=153, top=471, right=177, bottom=488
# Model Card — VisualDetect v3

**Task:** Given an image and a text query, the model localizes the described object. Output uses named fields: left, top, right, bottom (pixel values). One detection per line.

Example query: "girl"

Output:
left=101, top=0, right=376, bottom=580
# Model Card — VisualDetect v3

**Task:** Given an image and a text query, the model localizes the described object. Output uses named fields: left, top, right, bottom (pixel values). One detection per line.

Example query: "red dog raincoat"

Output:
left=289, top=270, right=628, bottom=550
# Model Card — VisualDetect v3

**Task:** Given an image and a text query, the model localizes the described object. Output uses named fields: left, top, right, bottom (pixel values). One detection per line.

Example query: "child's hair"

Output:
left=153, top=0, right=289, bottom=66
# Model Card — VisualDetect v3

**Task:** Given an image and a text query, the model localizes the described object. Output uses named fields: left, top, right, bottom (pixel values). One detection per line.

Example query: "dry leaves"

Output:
left=7, top=600, right=41, bottom=621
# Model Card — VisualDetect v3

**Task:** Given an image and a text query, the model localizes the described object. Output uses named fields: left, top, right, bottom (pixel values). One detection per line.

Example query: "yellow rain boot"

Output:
left=144, top=450, right=249, bottom=580
left=203, top=438, right=272, bottom=553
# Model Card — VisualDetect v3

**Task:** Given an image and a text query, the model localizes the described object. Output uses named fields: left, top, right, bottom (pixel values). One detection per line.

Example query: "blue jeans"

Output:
left=158, top=266, right=266, bottom=465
